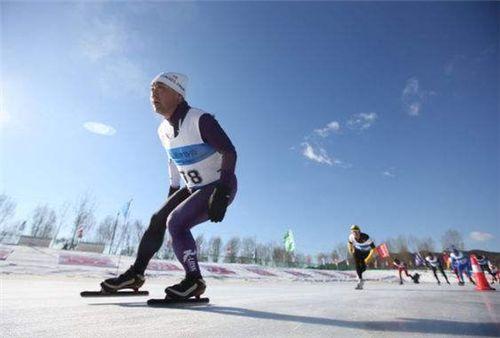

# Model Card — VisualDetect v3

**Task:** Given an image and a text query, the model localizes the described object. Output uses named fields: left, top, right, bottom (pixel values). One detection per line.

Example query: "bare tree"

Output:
left=1, top=220, right=24, bottom=244
left=272, top=245, right=286, bottom=267
left=294, top=253, right=307, bottom=267
left=161, top=233, right=175, bottom=260
left=70, top=194, right=96, bottom=248
left=120, top=219, right=144, bottom=257
left=0, top=194, right=16, bottom=232
left=195, top=234, right=208, bottom=261
left=255, top=242, right=273, bottom=266
left=386, top=237, right=397, bottom=253
left=240, top=237, right=256, bottom=264
left=317, top=252, right=328, bottom=266
left=330, top=249, right=340, bottom=268
left=387, top=235, right=413, bottom=266
left=113, top=219, right=133, bottom=255
left=224, top=237, right=240, bottom=263
left=132, top=219, right=145, bottom=248
left=120, top=231, right=135, bottom=256
left=94, top=216, right=115, bottom=244
left=441, top=229, right=464, bottom=250
left=330, top=250, right=340, bottom=263
left=386, top=235, right=409, bottom=253
left=30, top=205, right=57, bottom=238
left=413, top=236, right=436, bottom=254
left=51, top=201, right=70, bottom=246
left=208, top=236, right=222, bottom=263
left=334, top=242, right=349, bottom=263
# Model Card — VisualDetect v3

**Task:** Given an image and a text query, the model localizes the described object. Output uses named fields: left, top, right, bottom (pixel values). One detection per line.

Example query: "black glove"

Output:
left=208, top=184, right=231, bottom=222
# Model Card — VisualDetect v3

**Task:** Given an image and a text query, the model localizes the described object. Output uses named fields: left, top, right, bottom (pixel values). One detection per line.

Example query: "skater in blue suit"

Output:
left=450, top=247, right=475, bottom=286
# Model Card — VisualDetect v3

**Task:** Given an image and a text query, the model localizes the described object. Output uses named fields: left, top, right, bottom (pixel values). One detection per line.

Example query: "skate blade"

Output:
left=147, top=297, right=210, bottom=306
left=80, top=290, right=149, bottom=297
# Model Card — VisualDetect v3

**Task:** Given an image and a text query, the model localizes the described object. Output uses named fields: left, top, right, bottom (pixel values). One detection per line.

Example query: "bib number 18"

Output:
left=180, top=170, right=203, bottom=185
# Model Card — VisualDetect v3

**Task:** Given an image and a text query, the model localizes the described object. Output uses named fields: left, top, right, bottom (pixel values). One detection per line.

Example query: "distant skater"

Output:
left=392, top=258, right=418, bottom=285
left=348, top=225, right=376, bottom=290
left=450, top=247, right=475, bottom=286
left=425, top=252, right=450, bottom=285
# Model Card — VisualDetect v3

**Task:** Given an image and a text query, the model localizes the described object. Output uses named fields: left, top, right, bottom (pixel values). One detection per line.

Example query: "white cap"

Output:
left=151, top=72, right=188, bottom=97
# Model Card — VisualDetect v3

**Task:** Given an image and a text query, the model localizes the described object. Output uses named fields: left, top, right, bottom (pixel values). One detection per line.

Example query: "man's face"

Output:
left=351, top=230, right=360, bottom=239
left=150, top=82, right=182, bottom=118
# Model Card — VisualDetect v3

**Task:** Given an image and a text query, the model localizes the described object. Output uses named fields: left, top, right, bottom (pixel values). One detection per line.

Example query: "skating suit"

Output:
left=450, top=251, right=471, bottom=278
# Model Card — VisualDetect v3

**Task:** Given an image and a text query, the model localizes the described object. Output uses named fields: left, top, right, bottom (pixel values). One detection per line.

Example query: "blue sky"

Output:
left=1, top=2, right=498, bottom=254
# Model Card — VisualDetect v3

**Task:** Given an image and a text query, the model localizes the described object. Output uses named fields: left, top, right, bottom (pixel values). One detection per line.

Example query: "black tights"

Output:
left=132, top=188, right=191, bottom=274
left=431, top=265, right=449, bottom=283
left=354, top=250, right=369, bottom=280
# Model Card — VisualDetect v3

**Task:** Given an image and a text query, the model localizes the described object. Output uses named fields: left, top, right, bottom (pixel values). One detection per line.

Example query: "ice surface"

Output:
left=1, top=245, right=499, bottom=337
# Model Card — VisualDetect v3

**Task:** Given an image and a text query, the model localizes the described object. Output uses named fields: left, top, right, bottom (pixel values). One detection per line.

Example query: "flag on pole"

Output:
left=122, top=199, right=133, bottom=220
left=284, top=229, right=295, bottom=253
left=376, top=243, right=390, bottom=258
left=414, top=252, right=424, bottom=267
left=76, top=225, right=84, bottom=239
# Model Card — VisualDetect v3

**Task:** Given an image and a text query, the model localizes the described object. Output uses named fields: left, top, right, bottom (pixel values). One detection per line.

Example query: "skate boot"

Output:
left=355, top=279, right=364, bottom=290
left=101, top=266, right=145, bottom=293
left=437, top=280, right=441, bottom=285
left=165, top=276, right=206, bottom=299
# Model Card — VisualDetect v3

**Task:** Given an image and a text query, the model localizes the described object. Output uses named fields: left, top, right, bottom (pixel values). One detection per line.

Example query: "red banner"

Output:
left=77, top=226, right=84, bottom=239
left=376, top=243, right=390, bottom=258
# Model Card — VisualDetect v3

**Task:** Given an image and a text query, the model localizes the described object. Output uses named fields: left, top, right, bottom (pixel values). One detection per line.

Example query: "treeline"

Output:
left=161, top=235, right=312, bottom=267
left=0, top=193, right=473, bottom=268
left=0, top=193, right=311, bottom=266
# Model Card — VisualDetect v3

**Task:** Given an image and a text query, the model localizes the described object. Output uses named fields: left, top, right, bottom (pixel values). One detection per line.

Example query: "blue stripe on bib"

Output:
left=168, top=143, right=216, bottom=165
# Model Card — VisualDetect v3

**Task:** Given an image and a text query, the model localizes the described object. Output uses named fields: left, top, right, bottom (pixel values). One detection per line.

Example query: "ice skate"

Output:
left=355, top=279, right=364, bottom=290
left=165, top=276, right=206, bottom=299
left=100, top=266, right=145, bottom=293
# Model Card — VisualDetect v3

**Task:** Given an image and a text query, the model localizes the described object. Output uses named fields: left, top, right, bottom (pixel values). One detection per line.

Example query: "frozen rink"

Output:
left=1, top=274, right=499, bottom=338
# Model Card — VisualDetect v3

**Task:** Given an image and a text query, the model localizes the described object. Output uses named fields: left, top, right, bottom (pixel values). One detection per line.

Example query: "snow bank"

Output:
left=1, top=244, right=450, bottom=283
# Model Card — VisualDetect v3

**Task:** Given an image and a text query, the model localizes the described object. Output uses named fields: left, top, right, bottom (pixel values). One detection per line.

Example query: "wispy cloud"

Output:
left=402, top=77, right=434, bottom=117
left=382, top=168, right=396, bottom=178
left=332, top=158, right=351, bottom=169
left=347, top=112, right=377, bottom=130
left=301, top=142, right=351, bottom=168
left=444, top=45, right=496, bottom=77
left=301, top=142, right=333, bottom=166
left=469, top=231, right=494, bottom=242
left=78, top=10, right=148, bottom=97
left=299, top=113, right=377, bottom=168
left=80, top=18, right=127, bottom=62
left=444, top=55, right=466, bottom=76
left=474, top=44, right=496, bottom=64
left=83, top=121, right=116, bottom=136
left=98, top=58, right=148, bottom=97
left=314, top=121, right=340, bottom=137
